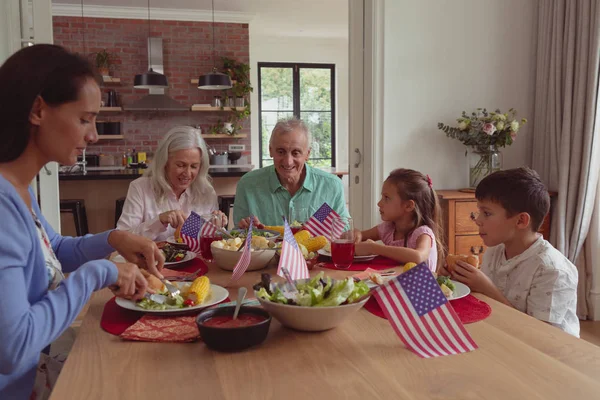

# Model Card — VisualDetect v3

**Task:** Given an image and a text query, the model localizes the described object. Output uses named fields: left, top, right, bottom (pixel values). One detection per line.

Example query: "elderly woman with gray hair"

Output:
left=117, top=126, right=226, bottom=241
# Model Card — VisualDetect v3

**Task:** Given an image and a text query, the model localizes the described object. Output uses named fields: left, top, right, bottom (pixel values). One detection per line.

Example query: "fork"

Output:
left=159, top=278, right=181, bottom=298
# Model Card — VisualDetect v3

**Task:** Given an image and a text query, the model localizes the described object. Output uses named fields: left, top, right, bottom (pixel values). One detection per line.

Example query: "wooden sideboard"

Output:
left=437, top=190, right=556, bottom=264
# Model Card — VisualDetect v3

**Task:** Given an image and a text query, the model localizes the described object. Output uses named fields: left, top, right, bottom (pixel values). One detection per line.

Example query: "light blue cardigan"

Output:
left=0, top=175, right=118, bottom=399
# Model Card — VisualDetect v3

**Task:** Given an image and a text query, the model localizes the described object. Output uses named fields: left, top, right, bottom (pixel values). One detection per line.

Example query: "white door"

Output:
left=0, top=0, right=60, bottom=232
left=348, top=0, right=384, bottom=229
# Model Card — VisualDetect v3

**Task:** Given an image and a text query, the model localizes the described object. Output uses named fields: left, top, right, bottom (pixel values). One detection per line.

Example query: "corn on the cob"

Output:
left=303, top=236, right=328, bottom=252
left=293, top=230, right=311, bottom=244
left=187, top=276, right=210, bottom=305
left=263, top=225, right=285, bottom=235
left=403, top=262, right=417, bottom=272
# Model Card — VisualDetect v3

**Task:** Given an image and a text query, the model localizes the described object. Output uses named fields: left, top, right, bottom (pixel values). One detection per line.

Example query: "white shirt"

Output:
left=116, top=177, right=218, bottom=241
left=481, top=235, right=580, bottom=337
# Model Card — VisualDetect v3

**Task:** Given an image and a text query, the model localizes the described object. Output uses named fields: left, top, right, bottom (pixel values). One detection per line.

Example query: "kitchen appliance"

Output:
left=96, top=122, right=121, bottom=135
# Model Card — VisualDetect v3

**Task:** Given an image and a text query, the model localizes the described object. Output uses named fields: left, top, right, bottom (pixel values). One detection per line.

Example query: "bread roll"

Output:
left=141, top=269, right=165, bottom=293
left=446, top=254, right=480, bottom=273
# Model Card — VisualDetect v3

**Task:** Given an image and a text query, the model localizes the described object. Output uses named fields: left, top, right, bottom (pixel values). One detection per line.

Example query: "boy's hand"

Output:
left=451, top=260, right=495, bottom=294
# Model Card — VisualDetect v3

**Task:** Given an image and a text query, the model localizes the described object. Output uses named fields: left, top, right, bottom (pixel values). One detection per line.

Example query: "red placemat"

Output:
left=161, top=256, right=208, bottom=276
left=364, top=294, right=491, bottom=324
left=317, top=256, right=398, bottom=271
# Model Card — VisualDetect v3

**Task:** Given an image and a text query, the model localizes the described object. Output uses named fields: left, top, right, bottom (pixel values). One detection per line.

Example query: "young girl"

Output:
left=354, top=168, right=444, bottom=272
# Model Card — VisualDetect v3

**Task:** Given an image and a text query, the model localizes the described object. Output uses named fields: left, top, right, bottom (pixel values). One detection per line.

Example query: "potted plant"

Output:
left=438, top=108, right=527, bottom=187
left=219, top=57, right=253, bottom=135
left=93, top=49, right=116, bottom=77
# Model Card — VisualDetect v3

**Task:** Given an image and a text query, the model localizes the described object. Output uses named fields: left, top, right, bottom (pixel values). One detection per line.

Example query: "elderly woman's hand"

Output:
left=108, top=230, right=165, bottom=278
left=108, top=262, right=150, bottom=301
left=211, top=210, right=228, bottom=228
left=159, top=210, right=187, bottom=229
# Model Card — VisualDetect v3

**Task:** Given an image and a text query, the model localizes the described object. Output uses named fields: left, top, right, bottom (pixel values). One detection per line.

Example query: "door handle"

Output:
left=354, top=148, right=362, bottom=168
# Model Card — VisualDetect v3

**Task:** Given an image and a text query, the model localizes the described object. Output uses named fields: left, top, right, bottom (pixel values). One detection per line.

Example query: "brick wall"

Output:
left=53, top=16, right=250, bottom=162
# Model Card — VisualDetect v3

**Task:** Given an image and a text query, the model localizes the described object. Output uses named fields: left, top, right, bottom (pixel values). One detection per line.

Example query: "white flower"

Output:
left=510, top=120, right=520, bottom=132
left=458, top=121, right=468, bottom=131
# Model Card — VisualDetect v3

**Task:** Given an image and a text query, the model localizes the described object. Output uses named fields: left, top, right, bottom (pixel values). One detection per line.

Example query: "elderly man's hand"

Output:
left=108, top=230, right=165, bottom=278
left=238, top=215, right=264, bottom=229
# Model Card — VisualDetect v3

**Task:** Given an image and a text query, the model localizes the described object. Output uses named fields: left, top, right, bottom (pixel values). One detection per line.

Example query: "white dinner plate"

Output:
left=115, top=283, right=229, bottom=315
left=317, top=249, right=377, bottom=263
left=113, top=251, right=196, bottom=268
left=364, top=277, right=470, bottom=300
left=448, top=280, right=470, bottom=300
left=166, top=236, right=185, bottom=246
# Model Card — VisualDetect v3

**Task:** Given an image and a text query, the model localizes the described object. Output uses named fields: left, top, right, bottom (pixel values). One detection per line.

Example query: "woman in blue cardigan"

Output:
left=0, top=45, right=166, bottom=399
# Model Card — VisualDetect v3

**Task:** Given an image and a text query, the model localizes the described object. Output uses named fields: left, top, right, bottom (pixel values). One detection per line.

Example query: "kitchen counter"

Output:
left=59, top=166, right=253, bottom=181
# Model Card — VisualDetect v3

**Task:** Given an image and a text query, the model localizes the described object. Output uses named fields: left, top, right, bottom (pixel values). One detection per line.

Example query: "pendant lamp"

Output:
left=198, top=0, right=233, bottom=90
left=134, top=0, right=168, bottom=89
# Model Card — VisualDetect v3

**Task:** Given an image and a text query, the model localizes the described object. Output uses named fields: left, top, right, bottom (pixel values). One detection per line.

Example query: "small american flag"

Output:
left=373, top=263, right=477, bottom=358
left=180, top=211, right=203, bottom=253
left=230, top=218, right=254, bottom=282
left=277, top=218, right=309, bottom=281
left=303, top=203, right=342, bottom=240
left=200, top=218, right=217, bottom=237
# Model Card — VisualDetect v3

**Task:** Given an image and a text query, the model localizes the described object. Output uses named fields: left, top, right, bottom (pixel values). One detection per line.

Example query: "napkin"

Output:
left=120, top=315, right=200, bottom=342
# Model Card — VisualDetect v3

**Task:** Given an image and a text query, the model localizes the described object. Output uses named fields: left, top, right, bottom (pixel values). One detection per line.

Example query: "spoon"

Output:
left=232, top=287, right=247, bottom=320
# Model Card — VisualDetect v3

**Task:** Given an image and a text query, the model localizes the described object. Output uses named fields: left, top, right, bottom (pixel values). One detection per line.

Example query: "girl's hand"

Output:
left=108, top=231, right=165, bottom=278
left=109, top=262, right=149, bottom=301
left=211, top=210, right=228, bottom=228
left=355, top=240, right=375, bottom=256
left=353, top=229, right=362, bottom=244
left=158, top=210, right=187, bottom=229
left=451, top=260, right=494, bottom=294
left=437, top=264, right=451, bottom=277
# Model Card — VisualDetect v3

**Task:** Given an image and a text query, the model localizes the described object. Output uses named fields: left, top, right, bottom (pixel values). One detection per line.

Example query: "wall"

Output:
left=248, top=34, right=349, bottom=172
left=53, top=16, right=251, bottom=161
left=381, top=0, right=537, bottom=190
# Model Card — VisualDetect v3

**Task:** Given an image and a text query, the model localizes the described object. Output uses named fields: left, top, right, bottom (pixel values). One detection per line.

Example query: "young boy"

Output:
left=449, top=167, right=579, bottom=337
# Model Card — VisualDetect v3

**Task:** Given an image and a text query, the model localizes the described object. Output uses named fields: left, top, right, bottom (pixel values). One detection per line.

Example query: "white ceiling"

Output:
left=52, top=0, right=349, bottom=39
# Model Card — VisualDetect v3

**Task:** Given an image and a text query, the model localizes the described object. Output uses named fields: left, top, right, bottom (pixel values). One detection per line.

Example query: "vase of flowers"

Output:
left=438, top=108, right=527, bottom=188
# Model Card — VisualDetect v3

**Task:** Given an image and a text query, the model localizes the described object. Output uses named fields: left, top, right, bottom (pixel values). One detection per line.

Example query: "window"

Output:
left=258, top=62, right=336, bottom=168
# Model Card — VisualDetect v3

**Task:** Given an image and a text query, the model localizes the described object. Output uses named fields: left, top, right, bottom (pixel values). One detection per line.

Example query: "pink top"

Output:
left=376, top=222, right=437, bottom=272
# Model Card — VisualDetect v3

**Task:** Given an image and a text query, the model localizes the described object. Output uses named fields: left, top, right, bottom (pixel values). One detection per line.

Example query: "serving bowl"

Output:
left=196, top=306, right=271, bottom=352
left=229, top=229, right=281, bottom=242
left=210, top=243, right=276, bottom=271
left=256, top=279, right=370, bottom=332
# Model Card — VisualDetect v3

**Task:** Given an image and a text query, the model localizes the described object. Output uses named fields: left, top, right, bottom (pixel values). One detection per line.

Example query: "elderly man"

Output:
left=234, top=117, right=349, bottom=228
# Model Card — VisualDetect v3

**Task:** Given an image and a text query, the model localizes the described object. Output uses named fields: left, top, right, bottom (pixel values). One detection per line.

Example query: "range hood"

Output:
left=125, top=38, right=188, bottom=111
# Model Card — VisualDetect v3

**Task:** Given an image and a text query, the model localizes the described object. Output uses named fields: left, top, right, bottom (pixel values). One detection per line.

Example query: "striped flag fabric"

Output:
left=200, top=218, right=217, bottom=237
left=303, top=203, right=342, bottom=240
left=230, top=218, right=254, bottom=282
left=373, top=263, right=477, bottom=358
left=180, top=211, right=203, bottom=253
left=277, top=218, right=309, bottom=281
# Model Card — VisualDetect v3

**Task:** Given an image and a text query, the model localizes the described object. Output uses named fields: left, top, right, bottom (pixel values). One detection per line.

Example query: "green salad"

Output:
left=254, top=272, right=370, bottom=307
left=137, top=291, right=185, bottom=310
left=229, top=229, right=276, bottom=239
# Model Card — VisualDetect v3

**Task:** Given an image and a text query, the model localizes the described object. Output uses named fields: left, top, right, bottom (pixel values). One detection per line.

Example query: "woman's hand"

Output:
left=108, top=231, right=165, bottom=278
left=238, top=215, right=264, bottom=229
left=211, top=210, right=228, bottom=228
left=158, top=210, right=187, bottom=229
left=451, top=260, right=494, bottom=294
left=109, top=262, right=149, bottom=301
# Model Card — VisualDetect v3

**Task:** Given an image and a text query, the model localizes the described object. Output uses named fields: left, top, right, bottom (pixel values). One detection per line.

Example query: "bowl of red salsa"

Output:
left=196, top=306, right=271, bottom=352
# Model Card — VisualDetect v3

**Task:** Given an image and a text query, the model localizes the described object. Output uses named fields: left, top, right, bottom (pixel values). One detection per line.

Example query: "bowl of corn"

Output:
left=211, top=236, right=277, bottom=271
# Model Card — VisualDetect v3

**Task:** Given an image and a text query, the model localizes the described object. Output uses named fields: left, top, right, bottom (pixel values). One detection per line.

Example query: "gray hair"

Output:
left=268, top=117, right=312, bottom=149
left=145, top=126, right=213, bottom=205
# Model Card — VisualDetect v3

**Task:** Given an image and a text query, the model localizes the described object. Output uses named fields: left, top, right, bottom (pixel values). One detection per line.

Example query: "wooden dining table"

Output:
left=50, top=261, right=600, bottom=400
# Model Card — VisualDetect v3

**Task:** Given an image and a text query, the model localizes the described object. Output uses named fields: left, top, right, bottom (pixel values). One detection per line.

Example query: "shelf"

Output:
left=97, top=135, right=124, bottom=140
left=102, top=76, right=121, bottom=84
left=191, top=105, right=236, bottom=112
left=99, top=107, right=122, bottom=112
left=191, top=78, right=236, bottom=85
left=201, top=134, right=247, bottom=139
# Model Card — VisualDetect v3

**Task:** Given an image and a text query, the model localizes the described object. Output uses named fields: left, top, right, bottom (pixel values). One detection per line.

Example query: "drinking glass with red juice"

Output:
left=199, top=214, right=224, bottom=262
left=330, top=216, right=355, bottom=269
